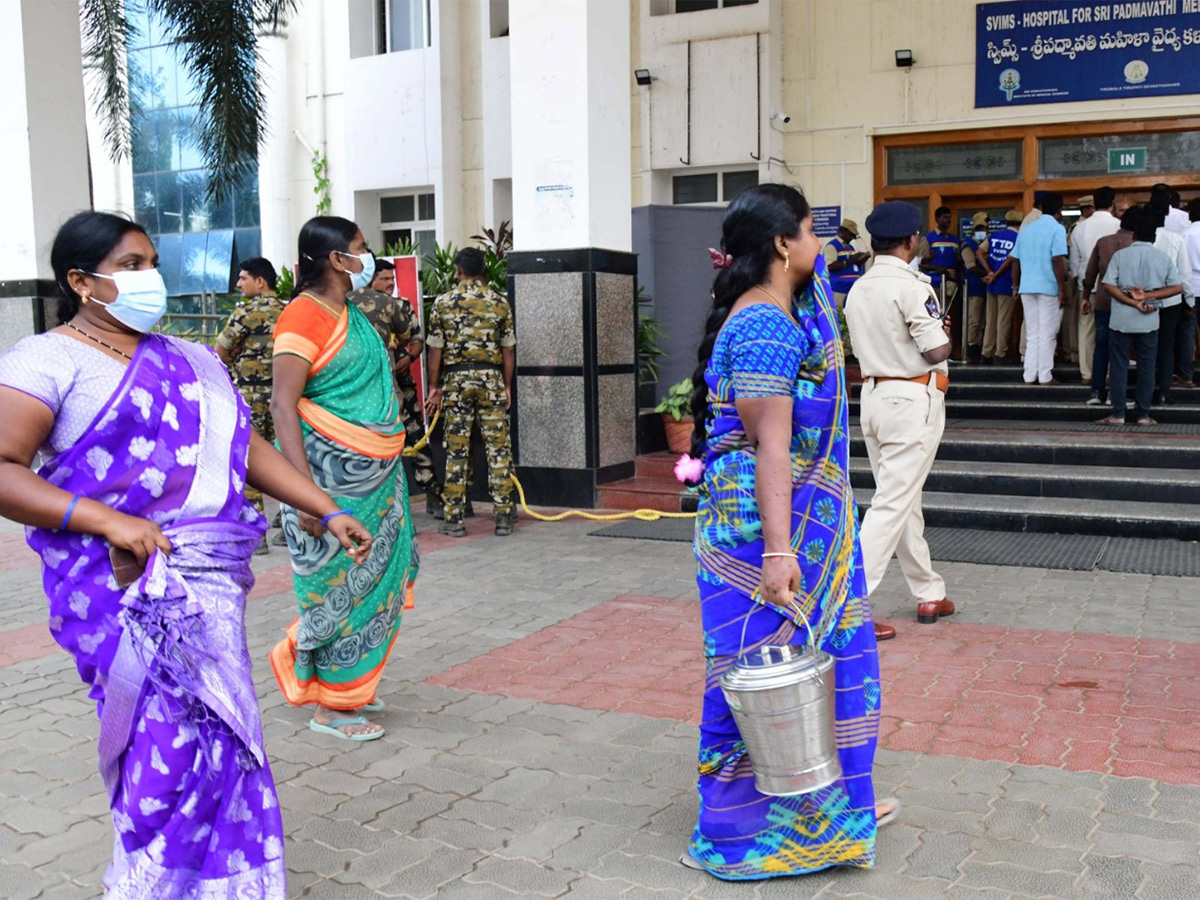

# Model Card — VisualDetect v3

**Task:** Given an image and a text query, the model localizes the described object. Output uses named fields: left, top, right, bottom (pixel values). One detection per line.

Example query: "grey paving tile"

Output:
left=903, top=830, right=973, bottom=880
left=980, top=800, right=1042, bottom=842
left=465, top=856, right=578, bottom=896
left=1077, top=854, right=1146, bottom=899
left=1035, top=806, right=1098, bottom=850
left=958, top=861, right=1078, bottom=898
left=970, top=839, right=1084, bottom=874
left=1137, top=861, right=1200, bottom=899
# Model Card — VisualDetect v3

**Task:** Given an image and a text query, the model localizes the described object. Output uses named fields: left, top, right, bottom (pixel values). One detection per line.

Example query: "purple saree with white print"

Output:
left=21, top=334, right=284, bottom=898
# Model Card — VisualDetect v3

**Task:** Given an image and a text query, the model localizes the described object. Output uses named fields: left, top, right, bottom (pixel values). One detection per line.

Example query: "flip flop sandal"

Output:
left=679, top=852, right=705, bottom=871
left=309, top=715, right=385, bottom=742
left=363, top=699, right=386, bottom=712
left=876, top=796, right=902, bottom=828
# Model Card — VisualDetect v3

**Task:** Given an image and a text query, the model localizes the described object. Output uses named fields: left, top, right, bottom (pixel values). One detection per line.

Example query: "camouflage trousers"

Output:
left=241, top=388, right=275, bottom=514
left=398, top=380, right=439, bottom=497
left=441, top=370, right=513, bottom=521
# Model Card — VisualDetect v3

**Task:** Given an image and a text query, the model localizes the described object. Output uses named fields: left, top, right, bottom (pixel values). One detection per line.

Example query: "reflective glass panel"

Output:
left=203, top=230, right=235, bottom=293
left=418, top=193, right=436, bottom=221
left=1039, top=132, right=1200, bottom=179
left=673, top=173, right=719, bottom=204
left=175, top=107, right=204, bottom=171
left=887, top=142, right=1022, bottom=186
left=156, top=172, right=183, bottom=233
left=133, top=174, right=159, bottom=234
left=723, top=170, right=759, bottom=200
left=178, top=232, right=208, bottom=294
left=156, top=233, right=183, bottom=295
left=234, top=167, right=261, bottom=228
left=179, top=171, right=209, bottom=232
left=234, top=229, right=262, bottom=266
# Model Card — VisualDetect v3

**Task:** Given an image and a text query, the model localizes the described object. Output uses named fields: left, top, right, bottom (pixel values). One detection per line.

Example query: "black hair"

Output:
left=374, top=257, right=395, bottom=272
left=1147, top=196, right=1170, bottom=228
left=1129, top=207, right=1158, bottom=243
left=935, top=206, right=951, bottom=218
left=1188, top=198, right=1200, bottom=222
left=1151, top=182, right=1171, bottom=199
left=1119, top=205, right=1141, bottom=231
left=871, top=235, right=912, bottom=253
left=238, top=257, right=277, bottom=290
left=455, top=247, right=486, bottom=278
left=1170, top=190, right=1182, bottom=208
left=687, top=183, right=811, bottom=460
left=1041, top=193, right=1064, bottom=217
left=1093, top=187, right=1116, bottom=210
left=292, top=216, right=359, bottom=299
left=50, top=211, right=149, bottom=322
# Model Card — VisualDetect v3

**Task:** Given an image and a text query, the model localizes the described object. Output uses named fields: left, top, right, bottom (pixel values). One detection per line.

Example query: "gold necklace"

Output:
left=299, top=292, right=343, bottom=317
left=755, top=286, right=799, bottom=324
left=65, top=322, right=133, bottom=361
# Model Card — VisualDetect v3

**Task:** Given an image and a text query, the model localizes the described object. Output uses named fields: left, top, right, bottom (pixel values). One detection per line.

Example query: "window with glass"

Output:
left=887, top=142, right=1023, bottom=186
left=673, top=170, right=759, bottom=205
left=672, top=0, right=757, bottom=12
left=381, top=192, right=436, bottom=256
left=375, top=0, right=431, bottom=53
left=1038, top=132, right=1200, bottom=179
left=127, top=2, right=261, bottom=306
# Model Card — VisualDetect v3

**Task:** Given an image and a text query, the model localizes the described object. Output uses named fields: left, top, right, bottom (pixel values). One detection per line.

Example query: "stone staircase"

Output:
left=602, top=363, right=1200, bottom=539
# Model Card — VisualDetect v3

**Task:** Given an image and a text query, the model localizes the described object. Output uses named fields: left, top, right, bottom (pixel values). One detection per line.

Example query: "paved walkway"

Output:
left=1, top=507, right=1199, bottom=899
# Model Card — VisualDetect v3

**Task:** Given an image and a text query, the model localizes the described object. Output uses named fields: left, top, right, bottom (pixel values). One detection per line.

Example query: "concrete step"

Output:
left=849, top=398, right=1200, bottom=424
left=850, top=422, right=1200, bottom=468
left=853, top=488, right=1200, bottom=541
left=945, top=382, right=1198, bottom=403
left=596, top=475, right=690, bottom=513
left=942, top=363, right=1084, bottom=384
left=848, top=457, right=1200, bottom=504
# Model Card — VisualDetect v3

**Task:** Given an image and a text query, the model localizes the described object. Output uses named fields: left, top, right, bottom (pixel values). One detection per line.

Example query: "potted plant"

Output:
left=655, top=377, right=694, bottom=454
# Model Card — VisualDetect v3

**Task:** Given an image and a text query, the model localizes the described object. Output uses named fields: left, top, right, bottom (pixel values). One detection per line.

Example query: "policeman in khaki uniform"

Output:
left=845, top=201, right=956, bottom=636
left=216, top=257, right=284, bottom=553
left=348, top=257, right=444, bottom=517
left=424, top=247, right=517, bottom=538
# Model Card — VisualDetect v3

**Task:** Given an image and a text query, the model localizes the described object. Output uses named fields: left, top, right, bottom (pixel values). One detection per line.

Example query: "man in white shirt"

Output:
left=1150, top=197, right=1195, bottom=404
left=1178, top=198, right=1200, bottom=387
left=1154, top=183, right=1190, bottom=235
left=1065, top=195, right=1093, bottom=377
left=1074, top=188, right=1122, bottom=393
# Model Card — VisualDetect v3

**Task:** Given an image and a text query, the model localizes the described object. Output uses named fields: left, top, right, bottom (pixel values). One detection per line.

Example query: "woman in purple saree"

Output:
left=0, top=212, right=374, bottom=898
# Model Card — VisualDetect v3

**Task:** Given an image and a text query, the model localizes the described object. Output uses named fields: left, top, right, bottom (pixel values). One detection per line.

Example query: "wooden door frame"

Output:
left=873, top=116, right=1200, bottom=228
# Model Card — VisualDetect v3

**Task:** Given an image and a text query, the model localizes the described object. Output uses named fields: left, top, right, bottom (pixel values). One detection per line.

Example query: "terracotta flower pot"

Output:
left=663, top=416, right=694, bottom=454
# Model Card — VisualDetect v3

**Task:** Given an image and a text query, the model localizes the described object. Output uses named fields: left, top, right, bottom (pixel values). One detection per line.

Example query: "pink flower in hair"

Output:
left=675, top=453, right=705, bottom=485
left=707, top=247, right=733, bottom=269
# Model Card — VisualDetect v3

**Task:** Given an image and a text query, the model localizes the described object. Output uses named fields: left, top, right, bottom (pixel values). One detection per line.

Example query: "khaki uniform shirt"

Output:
left=425, top=282, right=516, bottom=367
left=216, top=293, right=284, bottom=389
left=844, top=255, right=950, bottom=379
left=348, top=287, right=423, bottom=385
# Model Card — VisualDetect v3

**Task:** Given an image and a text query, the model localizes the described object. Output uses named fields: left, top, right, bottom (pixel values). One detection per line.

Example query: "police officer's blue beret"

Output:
left=864, top=201, right=923, bottom=240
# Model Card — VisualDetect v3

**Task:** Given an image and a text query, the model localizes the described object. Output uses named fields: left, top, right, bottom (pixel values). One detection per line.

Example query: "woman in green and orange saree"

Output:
left=270, top=217, right=418, bottom=741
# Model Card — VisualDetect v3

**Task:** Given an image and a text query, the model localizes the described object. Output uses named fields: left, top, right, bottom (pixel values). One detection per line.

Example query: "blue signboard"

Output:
left=976, top=0, right=1200, bottom=108
left=811, top=206, right=842, bottom=239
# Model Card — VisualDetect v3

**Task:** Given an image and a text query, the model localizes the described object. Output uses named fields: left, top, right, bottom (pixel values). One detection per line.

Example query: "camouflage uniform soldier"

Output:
left=216, top=257, right=284, bottom=553
left=348, top=257, right=444, bottom=516
left=425, top=247, right=516, bottom=537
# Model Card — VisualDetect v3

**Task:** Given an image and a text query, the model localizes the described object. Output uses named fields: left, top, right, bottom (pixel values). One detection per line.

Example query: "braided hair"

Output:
left=687, top=184, right=810, bottom=459
left=291, top=216, right=359, bottom=299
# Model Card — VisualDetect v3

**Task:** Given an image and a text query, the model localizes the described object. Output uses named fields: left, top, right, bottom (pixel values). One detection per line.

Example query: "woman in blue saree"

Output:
left=684, top=185, right=896, bottom=880
left=0, top=212, right=374, bottom=897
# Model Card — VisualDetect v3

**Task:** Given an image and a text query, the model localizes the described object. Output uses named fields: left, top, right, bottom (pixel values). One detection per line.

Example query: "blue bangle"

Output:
left=60, top=495, right=81, bottom=531
left=321, top=509, right=352, bottom=527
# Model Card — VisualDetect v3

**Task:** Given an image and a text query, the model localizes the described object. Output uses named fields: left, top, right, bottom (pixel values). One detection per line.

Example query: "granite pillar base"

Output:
left=509, top=248, right=638, bottom=508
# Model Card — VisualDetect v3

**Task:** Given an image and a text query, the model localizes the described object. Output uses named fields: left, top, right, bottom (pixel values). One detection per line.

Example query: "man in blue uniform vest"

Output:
left=961, top=212, right=990, bottom=363
left=921, top=206, right=962, bottom=314
left=824, top=218, right=869, bottom=357
left=978, top=210, right=1022, bottom=364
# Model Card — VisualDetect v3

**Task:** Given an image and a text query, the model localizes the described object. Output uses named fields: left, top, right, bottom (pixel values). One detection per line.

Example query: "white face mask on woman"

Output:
left=338, top=252, right=376, bottom=292
left=87, top=269, right=169, bottom=332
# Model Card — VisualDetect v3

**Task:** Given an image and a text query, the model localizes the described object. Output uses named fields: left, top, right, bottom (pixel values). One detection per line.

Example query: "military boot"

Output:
left=438, top=519, right=467, bottom=538
left=494, top=513, right=515, bottom=537
left=426, top=490, right=445, bottom=520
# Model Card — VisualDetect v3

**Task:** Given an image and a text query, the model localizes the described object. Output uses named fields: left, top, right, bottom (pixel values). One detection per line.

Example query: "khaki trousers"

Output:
left=859, top=378, right=947, bottom=603
left=966, top=293, right=986, bottom=347
left=983, top=292, right=1016, bottom=359
left=1060, top=282, right=1079, bottom=362
left=1078, top=297, right=1096, bottom=382
left=834, top=291, right=851, bottom=356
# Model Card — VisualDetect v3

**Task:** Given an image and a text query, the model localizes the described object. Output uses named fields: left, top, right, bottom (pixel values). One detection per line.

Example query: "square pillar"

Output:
left=510, top=249, right=637, bottom=507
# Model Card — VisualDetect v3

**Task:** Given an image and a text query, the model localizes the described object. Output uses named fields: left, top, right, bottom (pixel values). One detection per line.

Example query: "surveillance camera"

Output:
left=771, top=111, right=792, bottom=124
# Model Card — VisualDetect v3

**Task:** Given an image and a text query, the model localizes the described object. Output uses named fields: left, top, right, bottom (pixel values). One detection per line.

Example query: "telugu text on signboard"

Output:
left=976, top=0, right=1200, bottom=108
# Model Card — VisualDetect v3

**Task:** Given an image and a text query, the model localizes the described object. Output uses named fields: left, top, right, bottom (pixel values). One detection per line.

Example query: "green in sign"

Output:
left=1108, top=147, right=1147, bottom=174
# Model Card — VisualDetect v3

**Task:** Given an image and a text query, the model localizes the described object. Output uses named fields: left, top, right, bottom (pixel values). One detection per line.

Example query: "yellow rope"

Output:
left=402, top=408, right=697, bottom=522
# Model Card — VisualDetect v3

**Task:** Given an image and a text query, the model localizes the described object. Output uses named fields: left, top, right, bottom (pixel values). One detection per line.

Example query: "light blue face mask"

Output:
left=339, top=251, right=375, bottom=292
left=88, top=268, right=169, bottom=333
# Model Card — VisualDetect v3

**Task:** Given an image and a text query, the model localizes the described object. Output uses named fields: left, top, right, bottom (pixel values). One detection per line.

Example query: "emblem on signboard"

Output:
left=1124, top=60, right=1149, bottom=84
left=998, top=68, right=1020, bottom=102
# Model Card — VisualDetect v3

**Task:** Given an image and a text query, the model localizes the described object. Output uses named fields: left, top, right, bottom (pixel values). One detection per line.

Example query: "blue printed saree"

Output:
left=690, top=258, right=881, bottom=879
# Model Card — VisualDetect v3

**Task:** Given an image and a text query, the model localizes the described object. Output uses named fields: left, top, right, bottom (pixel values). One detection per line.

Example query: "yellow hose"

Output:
left=403, top=409, right=697, bottom=522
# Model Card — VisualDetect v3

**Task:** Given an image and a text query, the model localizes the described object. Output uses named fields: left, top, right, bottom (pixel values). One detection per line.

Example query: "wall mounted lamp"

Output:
left=894, top=49, right=915, bottom=68
left=634, top=69, right=653, bottom=87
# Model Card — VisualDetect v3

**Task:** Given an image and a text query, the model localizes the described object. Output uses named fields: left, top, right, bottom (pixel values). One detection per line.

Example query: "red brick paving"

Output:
left=426, top=593, right=1200, bottom=785
left=0, top=623, right=61, bottom=668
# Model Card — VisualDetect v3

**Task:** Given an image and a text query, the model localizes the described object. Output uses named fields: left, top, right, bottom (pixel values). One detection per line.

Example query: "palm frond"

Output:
left=147, top=0, right=298, bottom=202
left=81, top=0, right=134, bottom=160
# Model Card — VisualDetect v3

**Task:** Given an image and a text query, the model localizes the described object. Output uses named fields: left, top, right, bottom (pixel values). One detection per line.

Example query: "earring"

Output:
left=81, top=292, right=90, bottom=304
left=784, top=251, right=790, bottom=273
